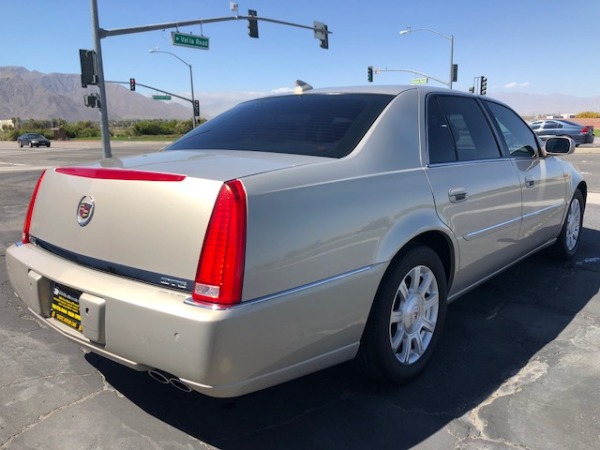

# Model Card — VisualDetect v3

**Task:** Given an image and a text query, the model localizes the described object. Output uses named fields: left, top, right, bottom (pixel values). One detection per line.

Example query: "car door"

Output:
left=484, top=101, right=567, bottom=251
left=425, top=95, right=522, bottom=297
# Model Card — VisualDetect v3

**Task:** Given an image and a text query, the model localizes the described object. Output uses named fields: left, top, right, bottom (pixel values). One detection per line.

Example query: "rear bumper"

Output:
left=6, top=243, right=379, bottom=397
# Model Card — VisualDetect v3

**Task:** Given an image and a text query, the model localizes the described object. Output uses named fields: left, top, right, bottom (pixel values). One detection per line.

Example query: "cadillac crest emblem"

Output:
left=77, top=196, right=95, bottom=227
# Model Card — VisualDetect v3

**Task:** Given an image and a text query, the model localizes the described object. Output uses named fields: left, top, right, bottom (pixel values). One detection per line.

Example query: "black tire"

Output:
left=18, top=141, right=23, bottom=148
left=47, top=143, right=51, bottom=148
left=355, top=245, right=448, bottom=383
left=551, top=190, right=584, bottom=261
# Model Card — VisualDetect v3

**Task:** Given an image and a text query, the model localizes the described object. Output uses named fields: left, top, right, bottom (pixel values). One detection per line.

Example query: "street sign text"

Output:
left=171, top=32, right=209, bottom=50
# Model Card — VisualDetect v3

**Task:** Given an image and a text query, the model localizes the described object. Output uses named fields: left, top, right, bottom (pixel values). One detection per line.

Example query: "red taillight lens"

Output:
left=581, top=127, right=589, bottom=134
left=22, top=170, right=47, bottom=244
left=193, top=180, right=247, bottom=305
left=55, top=167, right=186, bottom=182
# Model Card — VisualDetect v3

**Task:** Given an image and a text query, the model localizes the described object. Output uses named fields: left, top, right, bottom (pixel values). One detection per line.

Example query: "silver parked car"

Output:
left=529, top=119, right=594, bottom=146
left=6, top=86, right=586, bottom=398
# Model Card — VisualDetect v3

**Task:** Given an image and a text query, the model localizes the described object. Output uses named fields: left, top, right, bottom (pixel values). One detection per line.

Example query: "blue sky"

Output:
left=2, top=0, right=599, bottom=109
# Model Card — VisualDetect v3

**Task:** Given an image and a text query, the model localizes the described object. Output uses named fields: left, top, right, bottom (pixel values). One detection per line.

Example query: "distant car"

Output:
left=529, top=119, right=594, bottom=146
left=17, top=133, right=51, bottom=148
left=6, top=86, right=587, bottom=398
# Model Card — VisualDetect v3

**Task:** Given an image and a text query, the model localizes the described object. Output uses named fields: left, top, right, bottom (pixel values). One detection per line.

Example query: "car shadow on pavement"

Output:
left=87, top=227, right=600, bottom=450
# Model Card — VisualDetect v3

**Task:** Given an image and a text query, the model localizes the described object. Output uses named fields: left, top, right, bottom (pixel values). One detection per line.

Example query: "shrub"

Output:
left=576, top=112, right=600, bottom=118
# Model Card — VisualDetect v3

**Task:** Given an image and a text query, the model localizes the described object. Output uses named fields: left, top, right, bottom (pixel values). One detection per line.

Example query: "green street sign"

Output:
left=171, top=32, right=209, bottom=50
left=152, top=95, right=172, bottom=100
left=411, top=78, right=428, bottom=85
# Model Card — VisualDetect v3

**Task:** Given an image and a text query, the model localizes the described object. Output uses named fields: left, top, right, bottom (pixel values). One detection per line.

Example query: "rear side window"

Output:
left=427, top=95, right=501, bottom=163
left=166, top=94, right=393, bottom=158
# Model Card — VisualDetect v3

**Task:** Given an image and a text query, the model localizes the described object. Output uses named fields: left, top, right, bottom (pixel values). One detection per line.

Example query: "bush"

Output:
left=62, top=121, right=100, bottom=138
left=576, top=112, right=600, bottom=118
left=8, top=129, right=53, bottom=140
left=1, top=118, right=191, bottom=141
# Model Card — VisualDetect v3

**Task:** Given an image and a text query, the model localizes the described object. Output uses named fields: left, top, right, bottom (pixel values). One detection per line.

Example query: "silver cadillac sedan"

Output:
left=6, top=86, right=586, bottom=398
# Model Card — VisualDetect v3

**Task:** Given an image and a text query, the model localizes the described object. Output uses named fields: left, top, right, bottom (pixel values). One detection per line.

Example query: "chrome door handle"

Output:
left=525, top=176, right=535, bottom=187
left=448, top=187, right=468, bottom=203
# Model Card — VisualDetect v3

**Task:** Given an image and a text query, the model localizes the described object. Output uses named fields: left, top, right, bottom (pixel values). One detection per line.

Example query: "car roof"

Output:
left=304, top=85, right=461, bottom=96
left=290, top=84, right=514, bottom=110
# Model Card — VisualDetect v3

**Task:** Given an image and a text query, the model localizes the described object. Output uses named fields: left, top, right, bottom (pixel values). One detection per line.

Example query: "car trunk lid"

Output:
left=27, top=150, right=325, bottom=295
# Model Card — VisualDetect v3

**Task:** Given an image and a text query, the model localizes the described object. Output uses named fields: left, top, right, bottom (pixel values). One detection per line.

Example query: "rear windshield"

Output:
left=166, top=93, right=393, bottom=158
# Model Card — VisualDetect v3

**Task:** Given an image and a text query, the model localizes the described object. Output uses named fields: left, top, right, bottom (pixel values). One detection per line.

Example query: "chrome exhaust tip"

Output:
left=147, top=369, right=192, bottom=393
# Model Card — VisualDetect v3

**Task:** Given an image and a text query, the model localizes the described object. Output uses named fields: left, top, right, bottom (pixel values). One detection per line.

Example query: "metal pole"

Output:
left=150, top=49, right=196, bottom=127
left=90, top=0, right=112, bottom=158
left=400, top=27, right=454, bottom=89
left=189, top=64, right=197, bottom=127
left=449, top=34, right=454, bottom=90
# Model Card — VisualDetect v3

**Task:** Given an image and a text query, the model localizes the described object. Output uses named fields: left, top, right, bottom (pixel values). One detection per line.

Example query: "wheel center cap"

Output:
left=403, top=295, right=423, bottom=331
left=410, top=305, right=420, bottom=322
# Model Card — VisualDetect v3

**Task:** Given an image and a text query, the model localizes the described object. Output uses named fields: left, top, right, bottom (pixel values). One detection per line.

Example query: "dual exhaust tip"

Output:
left=147, top=369, right=193, bottom=393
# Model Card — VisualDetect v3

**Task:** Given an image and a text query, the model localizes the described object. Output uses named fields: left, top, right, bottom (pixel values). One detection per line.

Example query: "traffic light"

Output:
left=368, top=66, right=373, bottom=83
left=129, top=78, right=136, bottom=91
left=79, top=49, right=98, bottom=88
left=314, top=21, right=328, bottom=49
left=480, top=76, right=487, bottom=96
left=193, top=100, right=200, bottom=117
left=248, top=9, right=259, bottom=38
left=452, top=64, right=458, bottom=83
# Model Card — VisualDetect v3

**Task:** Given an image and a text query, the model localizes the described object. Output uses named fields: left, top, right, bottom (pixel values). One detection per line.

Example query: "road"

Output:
left=1, top=142, right=599, bottom=449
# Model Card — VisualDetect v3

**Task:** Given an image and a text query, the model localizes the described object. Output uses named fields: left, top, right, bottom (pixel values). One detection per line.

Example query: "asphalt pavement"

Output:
left=0, top=142, right=599, bottom=449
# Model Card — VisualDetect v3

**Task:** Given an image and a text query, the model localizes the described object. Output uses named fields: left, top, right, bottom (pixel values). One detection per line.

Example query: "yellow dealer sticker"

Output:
left=51, top=284, right=82, bottom=332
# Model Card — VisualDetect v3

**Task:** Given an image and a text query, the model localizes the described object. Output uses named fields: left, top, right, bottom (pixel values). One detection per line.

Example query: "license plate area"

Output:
left=51, top=284, right=82, bottom=332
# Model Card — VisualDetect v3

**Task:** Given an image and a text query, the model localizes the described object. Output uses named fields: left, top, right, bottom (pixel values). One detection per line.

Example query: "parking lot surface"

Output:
left=1, top=142, right=599, bottom=449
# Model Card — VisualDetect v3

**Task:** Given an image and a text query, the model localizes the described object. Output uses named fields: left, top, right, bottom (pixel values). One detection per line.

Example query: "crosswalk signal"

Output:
left=84, top=94, right=99, bottom=108
left=480, top=76, right=487, bottom=96
left=129, top=78, right=136, bottom=91
left=368, top=66, right=373, bottom=83
left=248, top=9, right=259, bottom=38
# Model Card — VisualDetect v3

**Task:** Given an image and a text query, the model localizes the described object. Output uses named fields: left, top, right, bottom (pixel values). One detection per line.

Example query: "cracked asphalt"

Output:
left=1, top=142, right=599, bottom=449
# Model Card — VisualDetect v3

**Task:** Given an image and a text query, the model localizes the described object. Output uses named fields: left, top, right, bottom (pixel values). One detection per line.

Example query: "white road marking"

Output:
left=588, top=192, right=600, bottom=205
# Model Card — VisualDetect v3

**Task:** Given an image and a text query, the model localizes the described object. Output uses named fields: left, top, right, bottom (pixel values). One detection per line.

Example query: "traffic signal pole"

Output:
left=90, top=0, right=112, bottom=158
left=88, top=0, right=331, bottom=159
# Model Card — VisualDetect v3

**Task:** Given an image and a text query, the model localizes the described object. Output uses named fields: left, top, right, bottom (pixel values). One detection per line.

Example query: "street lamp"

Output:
left=399, top=27, right=454, bottom=89
left=149, top=47, right=197, bottom=127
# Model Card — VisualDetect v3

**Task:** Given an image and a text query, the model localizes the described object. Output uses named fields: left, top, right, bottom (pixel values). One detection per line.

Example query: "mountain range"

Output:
left=0, top=67, right=191, bottom=122
left=1, top=67, right=599, bottom=122
left=492, top=92, right=600, bottom=118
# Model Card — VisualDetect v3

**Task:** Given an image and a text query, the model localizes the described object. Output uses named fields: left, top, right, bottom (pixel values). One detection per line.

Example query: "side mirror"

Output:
left=543, top=136, right=575, bottom=155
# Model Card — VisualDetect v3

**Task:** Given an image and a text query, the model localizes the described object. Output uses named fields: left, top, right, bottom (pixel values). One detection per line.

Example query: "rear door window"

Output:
left=427, top=95, right=501, bottom=163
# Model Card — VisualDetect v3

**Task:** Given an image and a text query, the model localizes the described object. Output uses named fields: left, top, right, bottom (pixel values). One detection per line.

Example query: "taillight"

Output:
left=22, top=170, right=47, bottom=244
left=581, top=127, right=589, bottom=134
left=193, top=180, right=247, bottom=305
left=55, top=167, right=186, bottom=182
